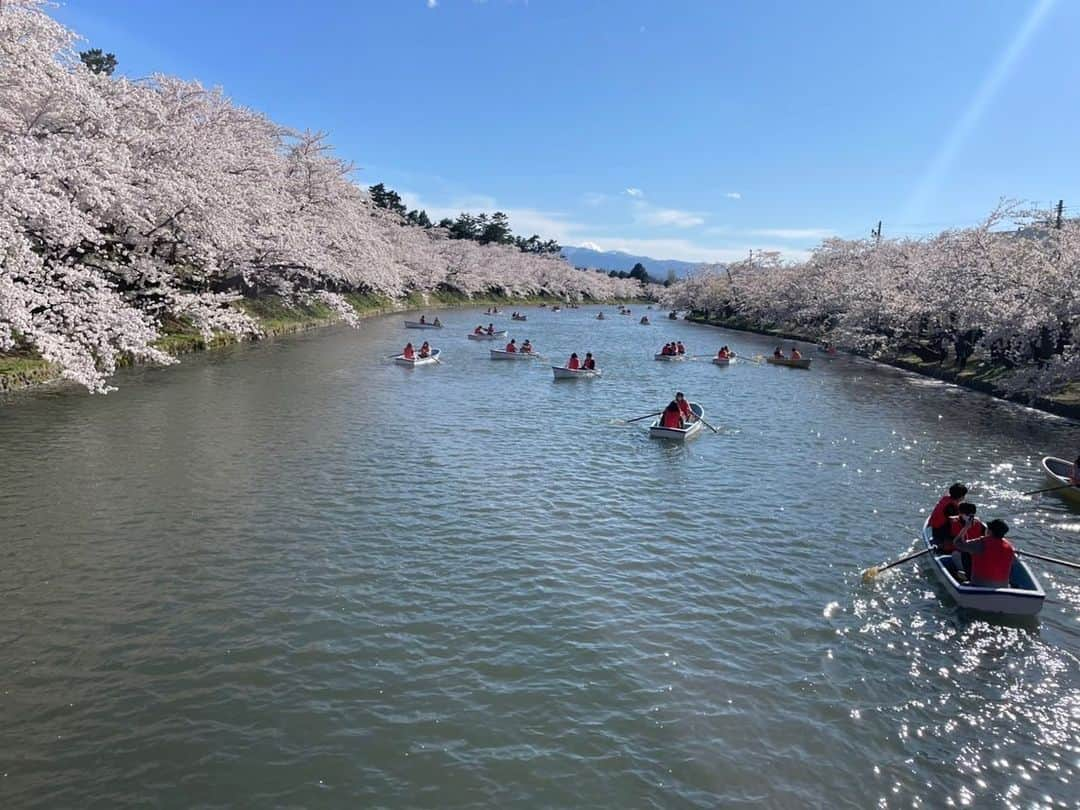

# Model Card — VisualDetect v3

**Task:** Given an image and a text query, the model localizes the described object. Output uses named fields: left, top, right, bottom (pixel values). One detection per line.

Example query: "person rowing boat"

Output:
left=951, top=519, right=1016, bottom=588
left=790, top=345, right=802, bottom=360
left=521, top=339, right=534, bottom=354
left=582, top=352, right=596, bottom=370
left=675, top=392, right=696, bottom=423
left=418, top=341, right=431, bottom=358
left=929, top=482, right=968, bottom=548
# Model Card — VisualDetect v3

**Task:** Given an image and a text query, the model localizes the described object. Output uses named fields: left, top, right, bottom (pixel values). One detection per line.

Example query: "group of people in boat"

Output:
left=565, top=352, right=597, bottom=370
left=417, top=315, right=441, bottom=327
left=402, top=341, right=433, bottom=360
left=929, top=482, right=1017, bottom=588
left=511, top=311, right=525, bottom=320
left=485, top=307, right=500, bottom=315
left=659, top=392, right=697, bottom=429
left=773, top=345, right=802, bottom=360
left=659, top=341, right=686, bottom=356
left=504, top=338, right=534, bottom=354
left=472, top=323, right=498, bottom=335
left=715, top=345, right=733, bottom=360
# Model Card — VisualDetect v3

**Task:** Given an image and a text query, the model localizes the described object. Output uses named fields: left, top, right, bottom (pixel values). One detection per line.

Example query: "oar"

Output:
left=1021, top=483, right=1076, bottom=496
left=1018, top=550, right=1080, bottom=571
left=861, top=547, right=932, bottom=582
left=695, top=414, right=720, bottom=434
left=623, top=411, right=662, bottom=424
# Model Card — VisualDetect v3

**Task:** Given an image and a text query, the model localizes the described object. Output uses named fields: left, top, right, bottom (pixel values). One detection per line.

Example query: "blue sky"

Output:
left=54, top=0, right=1080, bottom=262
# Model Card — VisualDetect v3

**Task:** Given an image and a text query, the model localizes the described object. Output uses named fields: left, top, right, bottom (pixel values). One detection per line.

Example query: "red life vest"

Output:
left=677, top=345, right=685, bottom=354
left=678, top=399, right=692, bottom=419
left=568, top=356, right=580, bottom=369
left=583, top=358, right=595, bottom=369
left=403, top=346, right=415, bottom=359
left=660, top=409, right=682, bottom=429
left=505, top=343, right=516, bottom=352
left=970, top=536, right=1015, bottom=586
left=928, top=495, right=956, bottom=530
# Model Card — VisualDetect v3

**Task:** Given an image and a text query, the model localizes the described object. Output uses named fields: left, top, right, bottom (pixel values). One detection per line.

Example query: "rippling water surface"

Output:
left=2, top=307, right=1079, bottom=808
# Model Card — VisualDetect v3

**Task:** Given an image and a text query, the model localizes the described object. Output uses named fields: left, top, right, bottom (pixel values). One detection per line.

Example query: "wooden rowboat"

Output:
left=767, top=356, right=811, bottom=369
left=1041, top=456, right=1080, bottom=506
left=649, top=403, right=704, bottom=441
left=654, top=353, right=688, bottom=361
left=552, top=366, right=601, bottom=380
left=512, top=315, right=527, bottom=321
left=394, top=348, right=441, bottom=367
left=919, top=518, right=1044, bottom=616
left=490, top=349, right=537, bottom=361
left=466, top=330, right=507, bottom=340
left=404, top=320, right=442, bottom=329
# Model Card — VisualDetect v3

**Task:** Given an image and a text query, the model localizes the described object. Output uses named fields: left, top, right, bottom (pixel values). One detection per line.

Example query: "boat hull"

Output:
left=649, top=403, right=704, bottom=441
left=919, top=520, right=1044, bottom=616
left=712, top=357, right=733, bottom=366
left=552, top=366, right=601, bottom=380
left=466, top=331, right=507, bottom=340
left=767, top=357, right=811, bottom=369
left=394, top=348, right=441, bottom=367
left=654, top=353, right=688, bottom=361
left=1041, top=456, right=1080, bottom=506
left=490, top=349, right=536, bottom=361
left=404, top=321, right=442, bottom=329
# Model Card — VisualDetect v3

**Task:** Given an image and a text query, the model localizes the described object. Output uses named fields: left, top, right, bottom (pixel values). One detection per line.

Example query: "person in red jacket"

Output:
left=582, top=352, right=596, bottom=370
left=486, top=323, right=496, bottom=335
left=929, top=482, right=968, bottom=545
left=403, top=342, right=415, bottom=360
left=950, top=502, right=985, bottom=579
left=953, top=519, right=1015, bottom=588
left=474, top=325, right=484, bottom=335
left=505, top=339, right=517, bottom=353
left=675, top=392, right=695, bottom=422
left=418, top=341, right=431, bottom=358
left=567, top=353, right=580, bottom=370
left=659, top=401, right=683, bottom=429
left=934, top=503, right=961, bottom=553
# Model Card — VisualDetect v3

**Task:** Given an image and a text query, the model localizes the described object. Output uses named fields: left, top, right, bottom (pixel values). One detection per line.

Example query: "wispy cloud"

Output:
left=426, top=0, right=438, bottom=8
left=635, top=206, right=705, bottom=229
left=582, top=192, right=607, bottom=207
left=624, top=187, right=644, bottom=198
left=747, top=228, right=833, bottom=240
left=725, top=192, right=742, bottom=200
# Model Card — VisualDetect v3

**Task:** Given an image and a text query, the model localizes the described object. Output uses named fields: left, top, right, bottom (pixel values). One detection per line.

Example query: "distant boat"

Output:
left=552, top=366, right=601, bottom=380
left=404, top=320, right=442, bottom=329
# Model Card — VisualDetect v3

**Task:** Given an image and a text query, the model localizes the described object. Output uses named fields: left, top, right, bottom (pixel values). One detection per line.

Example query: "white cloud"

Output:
left=579, top=241, right=603, bottom=251
left=582, top=192, right=607, bottom=207
left=635, top=206, right=705, bottom=229
left=624, top=187, right=644, bottom=198
left=747, top=228, right=833, bottom=240
left=725, top=192, right=742, bottom=200
left=427, top=0, right=437, bottom=7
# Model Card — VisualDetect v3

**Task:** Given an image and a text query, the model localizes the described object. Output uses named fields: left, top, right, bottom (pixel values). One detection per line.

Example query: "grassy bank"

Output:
left=686, top=314, right=1080, bottom=421
left=1, top=291, right=638, bottom=394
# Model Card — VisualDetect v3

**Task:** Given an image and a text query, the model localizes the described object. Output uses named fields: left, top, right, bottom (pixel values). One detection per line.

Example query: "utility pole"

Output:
left=871, top=221, right=882, bottom=246
left=748, top=249, right=753, bottom=269
left=1055, top=199, right=1064, bottom=229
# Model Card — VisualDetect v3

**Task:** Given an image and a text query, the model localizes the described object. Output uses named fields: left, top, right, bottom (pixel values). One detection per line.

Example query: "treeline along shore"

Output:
left=0, top=1, right=644, bottom=394
left=661, top=202, right=1080, bottom=421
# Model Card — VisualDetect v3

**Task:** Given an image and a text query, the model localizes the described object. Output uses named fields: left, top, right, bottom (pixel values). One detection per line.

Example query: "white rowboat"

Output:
left=712, top=356, right=734, bottom=366
left=654, top=353, right=688, bottom=361
left=404, top=320, right=442, bottom=329
left=466, top=331, right=507, bottom=340
left=1041, top=456, right=1080, bottom=507
left=552, top=366, right=601, bottom=380
left=919, top=518, right=1044, bottom=616
left=649, top=403, right=704, bottom=441
left=490, top=349, right=537, bottom=361
left=394, top=348, right=441, bottom=367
